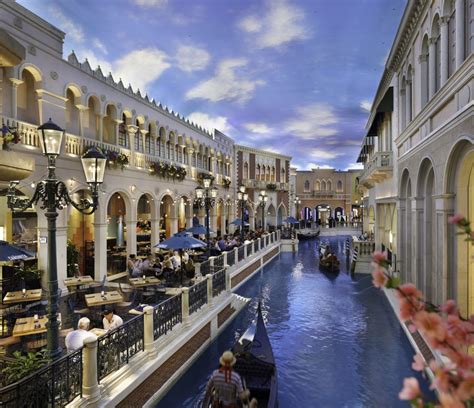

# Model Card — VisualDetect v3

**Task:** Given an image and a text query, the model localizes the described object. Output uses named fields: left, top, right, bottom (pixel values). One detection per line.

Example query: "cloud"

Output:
left=49, top=6, right=84, bottom=43
left=310, top=148, right=342, bottom=160
left=238, top=0, right=310, bottom=49
left=175, top=45, right=210, bottom=72
left=360, top=99, right=372, bottom=113
left=114, top=48, right=171, bottom=92
left=133, top=0, right=168, bottom=8
left=187, top=112, right=230, bottom=134
left=284, top=103, right=338, bottom=139
left=345, top=163, right=364, bottom=171
left=185, top=58, right=265, bottom=103
left=93, top=39, right=108, bottom=55
left=243, top=122, right=272, bottom=134
left=296, top=162, right=334, bottom=170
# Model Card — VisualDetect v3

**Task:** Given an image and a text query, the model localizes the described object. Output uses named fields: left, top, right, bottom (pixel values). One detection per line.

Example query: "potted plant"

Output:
left=67, top=240, right=80, bottom=277
left=1, top=124, right=20, bottom=151
left=13, top=262, right=41, bottom=289
left=1, top=351, right=48, bottom=386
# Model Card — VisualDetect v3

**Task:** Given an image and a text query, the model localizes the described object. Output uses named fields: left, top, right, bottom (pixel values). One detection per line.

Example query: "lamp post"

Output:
left=7, top=119, right=106, bottom=360
left=195, top=176, right=218, bottom=256
left=294, top=196, right=301, bottom=220
left=258, top=190, right=268, bottom=230
left=237, top=185, right=248, bottom=241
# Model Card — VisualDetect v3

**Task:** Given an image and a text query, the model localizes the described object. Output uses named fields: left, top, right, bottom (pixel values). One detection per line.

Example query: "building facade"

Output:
left=0, top=1, right=291, bottom=288
left=235, top=144, right=291, bottom=229
left=295, top=168, right=362, bottom=225
left=358, top=0, right=473, bottom=316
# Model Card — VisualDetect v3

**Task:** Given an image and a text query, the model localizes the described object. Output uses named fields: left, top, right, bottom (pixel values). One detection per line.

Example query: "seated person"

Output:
left=184, top=258, right=195, bottom=279
left=128, top=254, right=142, bottom=277
left=102, top=309, right=123, bottom=331
left=171, top=251, right=181, bottom=269
left=65, top=317, right=97, bottom=352
left=141, top=255, right=161, bottom=276
left=217, top=236, right=227, bottom=251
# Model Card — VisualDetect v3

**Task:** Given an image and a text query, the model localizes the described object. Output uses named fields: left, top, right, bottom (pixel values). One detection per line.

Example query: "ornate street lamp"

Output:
left=258, top=190, right=268, bottom=230
left=195, top=176, right=218, bottom=256
left=7, top=119, right=106, bottom=360
left=237, top=185, right=248, bottom=241
left=294, top=196, right=301, bottom=220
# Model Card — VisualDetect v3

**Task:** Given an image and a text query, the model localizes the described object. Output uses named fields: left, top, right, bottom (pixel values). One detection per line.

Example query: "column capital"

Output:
left=9, top=78, right=23, bottom=87
left=440, top=16, right=449, bottom=26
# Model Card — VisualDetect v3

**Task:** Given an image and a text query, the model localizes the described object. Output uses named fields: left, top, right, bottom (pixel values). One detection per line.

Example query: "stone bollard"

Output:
left=234, top=247, right=238, bottom=264
left=181, top=287, right=190, bottom=327
left=143, top=306, right=156, bottom=356
left=222, top=251, right=228, bottom=266
left=244, top=243, right=247, bottom=259
left=195, top=262, right=201, bottom=277
left=225, top=266, right=231, bottom=293
left=206, top=273, right=213, bottom=306
left=257, top=237, right=261, bottom=252
left=82, top=336, right=100, bottom=403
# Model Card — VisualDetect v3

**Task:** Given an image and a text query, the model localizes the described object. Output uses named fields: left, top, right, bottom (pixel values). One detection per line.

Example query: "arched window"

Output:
left=17, top=69, right=39, bottom=125
left=321, top=180, right=327, bottom=191
left=135, top=119, right=142, bottom=152
left=103, top=104, right=117, bottom=144
left=432, top=16, right=441, bottom=93
left=65, top=88, right=80, bottom=135
left=406, top=66, right=413, bottom=123
left=243, top=162, right=249, bottom=179
left=421, top=35, right=430, bottom=107
left=466, top=0, right=474, bottom=58
left=400, top=76, right=407, bottom=130
left=446, top=0, right=456, bottom=78
left=315, top=180, right=321, bottom=191
left=119, top=113, right=129, bottom=147
left=145, top=124, right=154, bottom=155
left=327, top=180, right=332, bottom=191
left=84, top=96, right=99, bottom=139
left=256, top=165, right=260, bottom=180
left=337, top=180, right=343, bottom=192
left=304, top=180, right=310, bottom=192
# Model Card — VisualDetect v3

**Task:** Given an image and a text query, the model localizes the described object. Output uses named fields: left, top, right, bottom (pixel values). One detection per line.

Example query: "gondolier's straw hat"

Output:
left=219, top=350, right=236, bottom=367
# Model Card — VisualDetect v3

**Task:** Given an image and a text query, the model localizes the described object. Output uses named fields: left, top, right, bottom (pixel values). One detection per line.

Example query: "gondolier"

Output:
left=204, top=351, right=250, bottom=408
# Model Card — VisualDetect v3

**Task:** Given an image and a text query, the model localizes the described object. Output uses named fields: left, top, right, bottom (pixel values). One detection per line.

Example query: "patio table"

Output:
left=3, top=289, right=42, bottom=304
left=129, top=277, right=162, bottom=288
left=64, top=276, right=95, bottom=287
left=13, top=313, right=61, bottom=337
left=85, top=291, right=124, bottom=307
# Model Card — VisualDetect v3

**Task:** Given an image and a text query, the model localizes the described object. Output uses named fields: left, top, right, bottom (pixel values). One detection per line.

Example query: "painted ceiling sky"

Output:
left=19, top=0, right=406, bottom=170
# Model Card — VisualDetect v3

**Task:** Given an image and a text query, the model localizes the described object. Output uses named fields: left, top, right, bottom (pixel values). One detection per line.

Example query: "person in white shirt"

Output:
left=102, top=309, right=123, bottom=331
left=65, top=317, right=97, bottom=352
left=171, top=251, right=181, bottom=269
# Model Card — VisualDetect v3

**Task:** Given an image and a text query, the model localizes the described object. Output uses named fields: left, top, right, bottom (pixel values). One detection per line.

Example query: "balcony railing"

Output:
left=153, top=294, right=182, bottom=340
left=242, top=179, right=289, bottom=191
left=358, top=151, right=393, bottom=188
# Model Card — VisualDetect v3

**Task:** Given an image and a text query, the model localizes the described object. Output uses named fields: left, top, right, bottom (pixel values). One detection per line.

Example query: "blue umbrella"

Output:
left=284, top=216, right=299, bottom=224
left=185, top=225, right=215, bottom=235
left=229, top=219, right=249, bottom=226
left=154, top=232, right=206, bottom=250
left=0, top=241, right=34, bottom=262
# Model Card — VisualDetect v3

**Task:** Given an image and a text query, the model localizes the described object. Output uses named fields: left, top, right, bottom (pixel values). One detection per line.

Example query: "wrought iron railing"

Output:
left=189, top=280, right=208, bottom=315
left=238, top=245, right=245, bottom=262
left=213, top=255, right=224, bottom=269
left=153, top=294, right=182, bottom=340
left=226, top=250, right=235, bottom=266
left=253, top=240, right=258, bottom=253
left=246, top=242, right=253, bottom=256
left=97, top=314, right=144, bottom=382
left=200, top=259, right=211, bottom=276
left=0, top=347, right=82, bottom=407
left=212, top=268, right=226, bottom=297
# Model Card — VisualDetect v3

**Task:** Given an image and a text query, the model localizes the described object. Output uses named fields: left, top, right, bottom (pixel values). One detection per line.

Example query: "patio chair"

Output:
left=67, top=297, right=89, bottom=316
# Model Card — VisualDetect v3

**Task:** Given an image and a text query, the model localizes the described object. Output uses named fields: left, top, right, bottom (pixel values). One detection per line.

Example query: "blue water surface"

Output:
left=158, top=236, right=432, bottom=407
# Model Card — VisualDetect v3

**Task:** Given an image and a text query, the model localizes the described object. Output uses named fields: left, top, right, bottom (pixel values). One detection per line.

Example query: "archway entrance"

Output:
left=107, top=193, right=127, bottom=275
left=315, top=204, right=330, bottom=226
left=160, top=195, right=174, bottom=239
left=334, top=206, right=344, bottom=223
left=277, top=204, right=287, bottom=227
left=267, top=204, right=276, bottom=231
left=137, top=194, right=153, bottom=256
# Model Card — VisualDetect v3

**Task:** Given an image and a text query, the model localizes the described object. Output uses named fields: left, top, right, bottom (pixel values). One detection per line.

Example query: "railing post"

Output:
left=225, top=266, right=231, bottom=293
left=234, top=247, right=238, bottom=264
left=195, top=262, right=201, bottom=277
left=209, top=256, right=215, bottom=268
left=244, top=243, right=248, bottom=258
left=82, top=337, right=100, bottom=403
left=257, top=237, right=261, bottom=252
left=181, top=287, right=190, bottom=327
left=222, top=251, right=228, bottom=266
left=143, top=306, right=156, bottom=356
left=206, top=273, right=213, bottom=307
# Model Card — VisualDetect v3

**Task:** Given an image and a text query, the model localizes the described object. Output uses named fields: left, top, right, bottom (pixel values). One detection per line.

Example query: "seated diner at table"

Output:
left=102, top=309, right=123, bottom=331
left=65, top=317, right=97, bottom=352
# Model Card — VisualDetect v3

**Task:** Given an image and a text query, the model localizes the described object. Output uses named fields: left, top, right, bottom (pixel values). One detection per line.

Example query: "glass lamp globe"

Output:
left=81, top=147, right=107, bottom=184
left=37, top=118, right=64, bottom=157
left=239, top=185, right=246, bottom=193
left=210, top=187, right=218, bottom=198
left=203, top=178, right=211, bottom=189
left=195, top=186, right=204, bottom=199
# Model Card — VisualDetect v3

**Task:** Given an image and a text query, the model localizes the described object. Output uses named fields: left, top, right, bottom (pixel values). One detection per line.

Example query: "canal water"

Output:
left=158, top=236, right=432, bottom=407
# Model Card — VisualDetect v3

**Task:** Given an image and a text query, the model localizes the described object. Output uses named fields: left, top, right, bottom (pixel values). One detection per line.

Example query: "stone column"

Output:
left=93, top=222, right=108, bottom=281
left=126, top=220, right=137, bottom=256
left=405, top=79, right=412, bottom=123
left=150, top=218, right=160, bottom=247
left=428, top=38, right=437, bottom=98
left=169, top=217, right=178, bottom=236
left=455, top=0, right=465, bottom=69
left=9, top=78, right=22, bottom=120
left=77, top=106, right=88, bottom=138
left=412, top=197, right=424, bottom=289
left=143, top=306, right=156, bottom=355
left=220, top=210, right=226, bottom=234
left=82, top=337, right=100, bottom=402
left=206, top=274, right=213, bottom=306
left=97, top=114, right=104, bottom=142
left=440, top=17, right=449, bottom=85
left=210, top=208, right=218, bottom=234
left=396, top=199, right=406, bottom=282
left=181, top=287, right=190, bottom=326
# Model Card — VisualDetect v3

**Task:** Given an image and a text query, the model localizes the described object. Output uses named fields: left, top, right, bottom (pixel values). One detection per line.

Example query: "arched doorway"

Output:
left=334, top=206, right=344, bottom=224
left=136, top=194, right=153, bottom=256
left=160, top=195, right=174, bottom=239
left=65, top=87, right=81, bottom=136
left=107, top=192, right=127, bottom=275
left=267, top=204, right=276, bottom=230
left=315, top=204, right=330, bottom=226
left=277, top=204, right=287, bottom=227
left=400, top=169, right=412, bottom=283
left=17, top=68, right=40, bottom=125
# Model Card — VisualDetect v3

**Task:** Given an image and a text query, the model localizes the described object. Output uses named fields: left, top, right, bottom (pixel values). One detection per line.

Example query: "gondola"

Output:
left=202, top=303, right=278, bottom=408
left=297, top=228, right=320, bottom=240
left=319, top=255, right=340, bottom=273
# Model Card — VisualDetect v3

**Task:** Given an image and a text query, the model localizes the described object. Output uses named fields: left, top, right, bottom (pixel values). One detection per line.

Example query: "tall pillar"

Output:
left=97, top=114, right=104, bottom=142
left=428, top=38, right=437, bottom=98
left=210, top=208, right=217, bottom=234
left=93, top=222, right=108, bottom=281
left=169, top=217, right=178, bottom=236
left=77, top=106, right=87, bottom=138
left=150, top=218, right=160, bottom=247
left=56, top=226, right=68, bottom=292
left=9, top=79, right=22, bottom=119
left=397, top=200, right=406, bottom=282
left=455, top=0, right=465, bottom=68
left=412, top=197, right=424, bottom=289
left=405, top=80, right=412, bottom=125
left=220, top=210, right=226, bottom=235
left=126, top=220, right=137, bottom=256
left=440, top=17, right=449, bottom=85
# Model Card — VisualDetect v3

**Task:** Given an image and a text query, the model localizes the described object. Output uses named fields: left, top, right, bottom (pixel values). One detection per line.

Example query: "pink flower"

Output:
left=444, top=315, right=470, bottom=347
left=411, top=354, right=425, bottom=371
left=448, top=214, right=465, bottom=225
left=456, top=374, right=474, bottom=401
left=441, top=300, right=458, bottom=316
left=414, top=311, right=446, bottom=343
left=372, top=250, right=387, bottom=265
left=399, top=377, right=420, bottom=400
left=371, top=267, right=388, bottom=288
left=438, top=392, right=465, bottom=408
left=397, top=283, right=423, bottom=299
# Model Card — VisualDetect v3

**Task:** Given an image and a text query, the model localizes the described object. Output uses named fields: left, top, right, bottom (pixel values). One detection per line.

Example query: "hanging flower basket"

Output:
left=1, top=124, right=20, bottom=151
left=197, top=172, right=215, bottom=185
left=223, top=178, right=231, bottom=189
left=266, top=183, right=277, bottom=191
left=105, top=150, right=129, bottom=170
left=148, top=160, right=187, bottom=181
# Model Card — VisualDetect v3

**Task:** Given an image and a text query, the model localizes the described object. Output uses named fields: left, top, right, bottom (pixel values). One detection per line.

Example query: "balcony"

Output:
left=299, top=191, right=347, bottom=200
left=358, top=151, right=393, bottom=188
left=242, top=179, right=289, bottom=191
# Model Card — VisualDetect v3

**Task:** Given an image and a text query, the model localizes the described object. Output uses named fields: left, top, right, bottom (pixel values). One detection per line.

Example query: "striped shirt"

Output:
left=205, top=368, right=244, bottom=406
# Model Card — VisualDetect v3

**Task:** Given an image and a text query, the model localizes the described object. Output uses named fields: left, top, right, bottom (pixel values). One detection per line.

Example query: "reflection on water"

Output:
left=158, top=236, right=432, bottom=407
